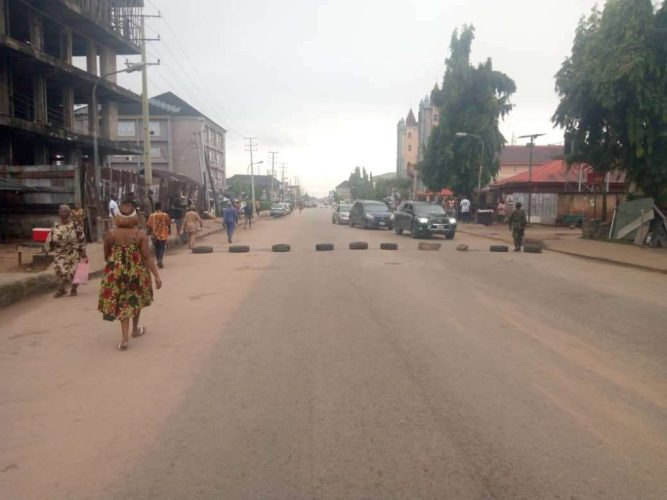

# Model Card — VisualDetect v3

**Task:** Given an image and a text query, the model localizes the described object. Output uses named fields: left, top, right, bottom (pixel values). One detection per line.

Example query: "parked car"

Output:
left=270, top=204, right=288, bottom=217
left=349, top=200, right=394, bottom=230
left=393, top=201, right=457, bottom=239
left=332, top=203, right=352, bottom=224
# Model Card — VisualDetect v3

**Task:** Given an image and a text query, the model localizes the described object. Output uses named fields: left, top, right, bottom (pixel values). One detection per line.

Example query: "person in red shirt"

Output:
left=146, top=202, right=171, bottom=268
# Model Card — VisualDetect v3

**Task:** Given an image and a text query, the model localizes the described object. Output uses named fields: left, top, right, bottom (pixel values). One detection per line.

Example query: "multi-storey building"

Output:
left=0, top=0, right=143, bottom=236
left=396, top=92, right=439, bottom=183
left=109, top=91, right=227, bottom=213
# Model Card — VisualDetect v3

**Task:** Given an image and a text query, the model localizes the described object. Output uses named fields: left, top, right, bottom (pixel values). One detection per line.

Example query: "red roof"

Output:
left=492, top=160, right=625, bottom=187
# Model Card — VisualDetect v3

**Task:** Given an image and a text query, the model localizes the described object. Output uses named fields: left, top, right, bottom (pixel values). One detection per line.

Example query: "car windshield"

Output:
left=364, top=203, right=389, bottom=212
left=339, top=205, right=351, bottom=212
left=414, top=204, right=446, bottom=216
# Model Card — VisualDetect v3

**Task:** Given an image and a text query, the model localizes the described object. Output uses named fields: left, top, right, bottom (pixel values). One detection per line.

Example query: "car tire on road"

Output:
left=445, top=232, right=455, bottom=240
left=523, top=244, right=543, bottom=254
left=395, top=226, right=403, bottom=235
left=191, top=245, right=213, bottom=254
left=272, top=244, right=291, bottom=253
left=349, top=241, right=369, bottom=250
left=418, top=242, right=441, bottom=251
left=316, top=243, right=334, bottom=251
left=229, top=245, right=250, bottom=253
left=380, top=243, right=398, bottom=250
left=490, top=245, right=509, bottom=252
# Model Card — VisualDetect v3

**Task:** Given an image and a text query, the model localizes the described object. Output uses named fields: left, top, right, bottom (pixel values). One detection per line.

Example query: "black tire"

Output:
left=418, top=242, right=441, bottom=251
left=349, top=220, right=355, bottom=228
left=191, top=245, right=213, bottom=254
left=490, top=245, right=509, bottom=253
left=445, top=232, right=455, bottom=240
left=523, top=244, right=543, bottom=254
left=456, top=244, right=469, bottom=251
left=229, top=245, right=250, bottom=253
left=316, top=243, right=334, bottom=251
left=380, top=242, right=398, bottom=250
left=387, top=225, right=394, bottom=231
left=272, top=244, right=291, bottom=252
left=394, top=225, right=403, bottom=235
left=349, top=241, right=368, bottom=250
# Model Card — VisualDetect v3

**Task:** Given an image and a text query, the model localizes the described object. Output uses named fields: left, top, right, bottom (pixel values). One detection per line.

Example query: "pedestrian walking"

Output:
left=146, top=202, right=171, bottom=268
left=243, top=203, right=253, bottom=229
left=223, top=202, right=238, bottom=243
left=108, top=195, right=119, bottom=219
left=496, top=199, right=507, bottom=224
left=460, top=197, right=471, bottom=223
left=508, top=201, right=528, bottom=251
left=98, top=201, right=162, bottom=351
left=181, top=205, right=203, bottom=249
left=44, top=204, right=87, bottom=298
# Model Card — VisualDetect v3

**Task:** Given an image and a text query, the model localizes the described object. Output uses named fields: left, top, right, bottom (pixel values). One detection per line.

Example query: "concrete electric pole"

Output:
left=518, top=133, right=545, bottom=223
left=268, top=151, right=278, bottom=200
left=245, top=137, right=258, bottom=211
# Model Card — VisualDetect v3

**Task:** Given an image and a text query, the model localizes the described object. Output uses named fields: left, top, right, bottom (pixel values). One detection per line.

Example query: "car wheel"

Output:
left=410, top=222, right=419, bottom=239
left=395, top=225, right=403, bottom=235
left=445, top=232, right=455, bottom=240
left=387, top=225, right=393, bottom=231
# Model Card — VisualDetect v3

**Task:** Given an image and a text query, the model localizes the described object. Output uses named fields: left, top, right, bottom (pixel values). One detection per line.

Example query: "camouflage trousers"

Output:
left=512, top=228, right=525, bottom=249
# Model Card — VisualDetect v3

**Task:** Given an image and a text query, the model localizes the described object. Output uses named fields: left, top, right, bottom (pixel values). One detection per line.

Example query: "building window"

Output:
left=208, top=149, right=215, bottom=163
left=151, top=147, right=162, bottom=158
left=149, top=121, right=161, bottom=136
left=216, top=133, right=222, bottom=147
left=118, top=120, right=136, bottom=137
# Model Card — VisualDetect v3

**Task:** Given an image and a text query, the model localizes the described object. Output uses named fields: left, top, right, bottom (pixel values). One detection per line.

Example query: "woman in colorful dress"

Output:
left=98, top=201, right=162, bottom=351
left=44, top=204, right=87, bottom=298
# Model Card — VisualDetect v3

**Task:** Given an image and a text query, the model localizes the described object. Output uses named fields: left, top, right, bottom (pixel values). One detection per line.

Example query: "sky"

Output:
left=117, top=0, right=601, bottom=197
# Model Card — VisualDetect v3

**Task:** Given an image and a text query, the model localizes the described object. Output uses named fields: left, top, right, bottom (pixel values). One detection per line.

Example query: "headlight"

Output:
left=418, top=217, right=429, bottom=224
left=389, top=213, right=395, bottom=220
left=449, top=218, right=457, bottom=224
left=365, top=213, right=374, bottom=220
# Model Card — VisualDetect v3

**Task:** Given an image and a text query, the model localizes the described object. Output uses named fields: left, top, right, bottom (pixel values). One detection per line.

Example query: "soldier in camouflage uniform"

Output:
left=45, top=204, right=87, bottom=297
left=508, top=202, right=528, bottom=251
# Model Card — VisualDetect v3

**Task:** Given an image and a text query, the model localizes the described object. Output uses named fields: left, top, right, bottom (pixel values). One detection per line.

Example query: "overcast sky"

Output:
left=118, top=0, right=601, bottom=196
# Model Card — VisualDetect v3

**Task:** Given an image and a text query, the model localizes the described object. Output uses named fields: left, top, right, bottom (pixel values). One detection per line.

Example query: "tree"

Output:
left=421, top=26, right=516, bottom=197
left=348, top=166, right=375, bottom=199
left=553, top=0, right=667, bottom=202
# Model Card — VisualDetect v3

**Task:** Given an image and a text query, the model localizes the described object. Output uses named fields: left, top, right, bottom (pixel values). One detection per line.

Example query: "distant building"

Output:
left=497, top=145, right=564, bottom=182
left=226, top=174, right=282, bottom=201
left=335, top=180, right=352, bottom=201
left=108, top=92, right=227, bottom=213
left=396, top=86, right=440, bottom=187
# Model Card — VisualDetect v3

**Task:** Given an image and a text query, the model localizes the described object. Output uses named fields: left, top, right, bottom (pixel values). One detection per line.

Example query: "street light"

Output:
left=92, top=62, right=145, bottom=239
left=454, top=132, right=487, bottom=198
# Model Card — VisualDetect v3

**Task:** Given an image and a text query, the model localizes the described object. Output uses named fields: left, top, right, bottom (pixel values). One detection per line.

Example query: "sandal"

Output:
left=132, top=326, right=146, bottom=338
left=117, top=342, right=128, bottom=351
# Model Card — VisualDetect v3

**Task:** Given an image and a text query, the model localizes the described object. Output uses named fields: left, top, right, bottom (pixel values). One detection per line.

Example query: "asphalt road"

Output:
left=1, top=209, right=666, bottom=499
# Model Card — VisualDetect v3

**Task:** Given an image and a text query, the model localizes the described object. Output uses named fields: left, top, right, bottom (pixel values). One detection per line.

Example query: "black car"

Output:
left=394, top=201, right=457, bottom=239
left=349, top=200, right=394, bottom=230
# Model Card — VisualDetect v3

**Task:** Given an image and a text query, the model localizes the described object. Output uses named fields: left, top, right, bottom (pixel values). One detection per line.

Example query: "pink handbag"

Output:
left=73, top=259, right=89, bottom=285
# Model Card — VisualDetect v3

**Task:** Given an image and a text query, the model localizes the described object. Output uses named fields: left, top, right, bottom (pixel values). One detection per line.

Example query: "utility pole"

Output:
left=139, top=12, right=160, bottom=198
left=518, top=133, right=544, bottom=223
left=245, top=137, right=258, bottom=210
left=268, top=151, right=278, bottom=201
left=280, top=163, right=287, bottom=202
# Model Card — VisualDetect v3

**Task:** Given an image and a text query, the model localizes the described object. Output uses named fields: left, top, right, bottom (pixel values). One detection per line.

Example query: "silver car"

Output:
left=332, top=203, right=352, bottom=224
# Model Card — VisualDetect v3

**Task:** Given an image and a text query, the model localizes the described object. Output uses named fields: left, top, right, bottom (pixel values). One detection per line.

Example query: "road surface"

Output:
left=1, top=209, right=666, bottom=499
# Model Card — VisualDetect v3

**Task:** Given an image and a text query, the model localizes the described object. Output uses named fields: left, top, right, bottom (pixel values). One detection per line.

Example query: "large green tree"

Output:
left=421, top=26, right=516, bottom=197
left=553, top=0, right=667, bottom=201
